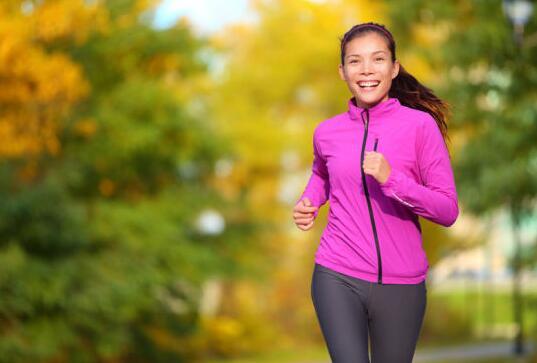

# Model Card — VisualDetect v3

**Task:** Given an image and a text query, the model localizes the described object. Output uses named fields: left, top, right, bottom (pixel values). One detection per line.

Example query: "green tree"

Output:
left=386, top=0, right=537, bottom=220
left=0, top=1, right=254, bottom=362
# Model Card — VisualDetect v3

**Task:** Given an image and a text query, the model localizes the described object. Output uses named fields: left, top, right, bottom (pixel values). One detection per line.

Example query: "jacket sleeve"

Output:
left=379, top=114, right=459, bottom=226
left=296, top=128, right=330, bottom=218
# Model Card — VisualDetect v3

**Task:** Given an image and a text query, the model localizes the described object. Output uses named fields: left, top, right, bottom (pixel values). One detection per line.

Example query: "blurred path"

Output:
left=413, top=341, right=535, bottom=362
left=298, top=341, right=535, bottom=363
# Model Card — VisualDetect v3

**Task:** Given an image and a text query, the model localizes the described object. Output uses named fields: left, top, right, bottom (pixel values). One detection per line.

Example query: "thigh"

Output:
left=368, top=281, right=427, bottom=363
left=311, top=264, right=370, bottom=363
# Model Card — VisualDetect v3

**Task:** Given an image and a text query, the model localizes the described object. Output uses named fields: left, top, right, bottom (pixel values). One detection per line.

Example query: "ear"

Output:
left=338, top=63, right=346, bottom=81
left=392, top=60, right=400, bottom=79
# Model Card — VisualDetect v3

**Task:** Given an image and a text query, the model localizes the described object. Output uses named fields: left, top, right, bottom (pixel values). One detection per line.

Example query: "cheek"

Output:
left=383, top=79, right=393, bottom=89
left=344, top=66, right=359, bottom=78
left=378, top=64, right=393, bottom=76
left=381, top=73, right=394, bottom=87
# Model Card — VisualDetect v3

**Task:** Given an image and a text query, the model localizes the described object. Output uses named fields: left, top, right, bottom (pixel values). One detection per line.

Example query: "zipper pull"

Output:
left=374, top=138, right=378, bottom=151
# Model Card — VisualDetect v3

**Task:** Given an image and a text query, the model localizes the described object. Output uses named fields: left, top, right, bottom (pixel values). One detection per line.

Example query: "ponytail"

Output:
left=390, top=65, right=451, bottom=146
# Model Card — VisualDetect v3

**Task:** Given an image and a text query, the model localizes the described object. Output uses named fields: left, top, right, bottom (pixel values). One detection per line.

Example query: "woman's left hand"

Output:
left=363, top=151, right=391, bottom=185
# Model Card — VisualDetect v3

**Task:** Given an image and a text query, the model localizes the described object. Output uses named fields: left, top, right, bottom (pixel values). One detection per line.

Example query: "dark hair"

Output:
left=340, top=22, right=452, bottom=146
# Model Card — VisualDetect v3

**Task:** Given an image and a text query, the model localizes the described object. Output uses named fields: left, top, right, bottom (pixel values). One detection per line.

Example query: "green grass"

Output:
left=429, top=289, right=537, bottom=337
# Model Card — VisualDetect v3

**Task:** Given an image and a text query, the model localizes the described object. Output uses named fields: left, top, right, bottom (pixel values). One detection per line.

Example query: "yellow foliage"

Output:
left=413, top=22, right=451, bottom=48
left=146, top=54, right=181, bottom=76
left=0, top=112, right=61, bottom=156
left=401, top=52, right=434, bottom=83
left=31, top=0, right=109, bottom=44
left=0, top=0, right=94, bottom=158
left=74, top=118, right=98, bottom=138
left=201, top=315, right=246, bottom=357
left=116, top=0, right=160, bottom=30
left=143, top=323, right=204, bottom=357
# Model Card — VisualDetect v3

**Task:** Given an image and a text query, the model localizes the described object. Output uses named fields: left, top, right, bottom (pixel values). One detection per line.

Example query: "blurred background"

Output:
left=0, top=0, right=536, bottom=362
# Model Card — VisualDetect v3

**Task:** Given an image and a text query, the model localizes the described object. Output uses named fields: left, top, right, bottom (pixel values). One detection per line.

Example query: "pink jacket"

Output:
left=298, top=97, right=459, bottom=284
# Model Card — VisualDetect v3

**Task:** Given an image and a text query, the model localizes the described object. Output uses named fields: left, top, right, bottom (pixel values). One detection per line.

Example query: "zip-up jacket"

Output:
left=298, top=97, right=459, bottom=284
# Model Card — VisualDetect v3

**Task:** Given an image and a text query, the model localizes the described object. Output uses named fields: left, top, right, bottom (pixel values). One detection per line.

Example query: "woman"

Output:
left=293, top=22, right=459, bottom=363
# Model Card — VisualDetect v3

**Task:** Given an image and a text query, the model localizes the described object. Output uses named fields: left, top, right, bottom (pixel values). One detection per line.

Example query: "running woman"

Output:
left=293, top=22, right=459, bottom=363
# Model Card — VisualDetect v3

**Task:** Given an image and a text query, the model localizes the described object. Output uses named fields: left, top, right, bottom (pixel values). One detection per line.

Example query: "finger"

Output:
left=293, top=212, right=313, bottom=218
left=296, top=222, right=307, bottom=230
left=362, top=166, right=373, bottom=174
left=363, top=159, right=379, bottom=169
left=297, top=205, right=318, bottom=213
left=295, top=217, right=313, bottom=224
left=294, top=214, right=313, bottom=223
left=296, top=209, right=314, bottom=217
left=294, top=206, right=315, bottom=215
left=364, top=155, right=380, bottom=164
left=294, top=209, right=314, bottom=216
left=297, top=220, right=314, bottom=230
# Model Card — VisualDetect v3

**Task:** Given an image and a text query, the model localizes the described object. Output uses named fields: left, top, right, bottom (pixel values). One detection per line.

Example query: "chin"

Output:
left=355, top=96, right=382, bottom=107
left=354, top=92, right=388, bottom=107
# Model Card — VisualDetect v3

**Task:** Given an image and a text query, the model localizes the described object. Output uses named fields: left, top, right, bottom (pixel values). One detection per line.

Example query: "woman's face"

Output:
left=338, top=32, right=399, bottom=109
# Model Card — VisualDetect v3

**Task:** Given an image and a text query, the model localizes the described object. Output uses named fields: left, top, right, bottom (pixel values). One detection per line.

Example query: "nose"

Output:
left=359, top=59, right=373, bottom=74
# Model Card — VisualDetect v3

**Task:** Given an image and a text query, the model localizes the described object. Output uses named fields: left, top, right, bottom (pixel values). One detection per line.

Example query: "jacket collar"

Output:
left=348, top=96, right=400, bottom=122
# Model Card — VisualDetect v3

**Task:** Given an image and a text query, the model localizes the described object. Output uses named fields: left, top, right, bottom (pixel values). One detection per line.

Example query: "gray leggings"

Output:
left=311, top=263, right=427, bottom=363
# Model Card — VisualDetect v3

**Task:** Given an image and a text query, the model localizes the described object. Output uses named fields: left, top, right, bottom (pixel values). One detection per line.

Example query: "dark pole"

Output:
left=484, top=230, right=495, bottom=338
left=511, top=32, right=524, bottom=355
left=511, top=208, right=524, bottom=355
left=502, top=0, right=533, bottom=355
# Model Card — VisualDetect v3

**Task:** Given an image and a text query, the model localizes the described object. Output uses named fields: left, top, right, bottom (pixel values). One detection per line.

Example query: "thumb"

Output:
left=302, top=197, right=312, bottom=207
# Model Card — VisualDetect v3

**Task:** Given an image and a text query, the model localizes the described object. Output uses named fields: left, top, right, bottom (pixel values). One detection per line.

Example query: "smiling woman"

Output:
left=292, top=22, right=459, bottom=363
left=338, top=34, right=399, bottom=108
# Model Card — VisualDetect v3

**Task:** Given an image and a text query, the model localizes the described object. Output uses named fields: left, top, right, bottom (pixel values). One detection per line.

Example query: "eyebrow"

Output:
left=346, top=51, right=387, bottom=58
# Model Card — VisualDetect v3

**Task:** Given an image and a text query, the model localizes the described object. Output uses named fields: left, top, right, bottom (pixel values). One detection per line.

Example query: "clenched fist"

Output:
left=293, top=197, right=318, bottom=231
left=363, top=151, right=391, bottom=185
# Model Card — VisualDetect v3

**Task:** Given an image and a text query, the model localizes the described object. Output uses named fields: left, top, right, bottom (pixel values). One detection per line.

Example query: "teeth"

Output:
left=358, top=81, right=380, bottom=87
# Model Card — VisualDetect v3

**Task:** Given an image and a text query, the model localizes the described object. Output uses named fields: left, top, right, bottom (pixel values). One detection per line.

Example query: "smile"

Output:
left=358, top=80, right=380, bottom=88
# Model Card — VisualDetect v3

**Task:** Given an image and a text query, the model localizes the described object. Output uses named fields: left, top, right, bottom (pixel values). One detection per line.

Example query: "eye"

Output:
left=349, top=59, right=359, bottom=64
left=375, top=57, right=385, bottom=61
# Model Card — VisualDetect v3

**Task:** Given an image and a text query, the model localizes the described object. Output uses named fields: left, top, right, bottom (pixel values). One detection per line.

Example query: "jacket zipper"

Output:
left=360, top=108, right=383, bottom=285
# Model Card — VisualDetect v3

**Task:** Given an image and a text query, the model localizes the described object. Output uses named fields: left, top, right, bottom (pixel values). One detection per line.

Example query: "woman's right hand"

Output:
left=293, top=197, right=318, bottom=231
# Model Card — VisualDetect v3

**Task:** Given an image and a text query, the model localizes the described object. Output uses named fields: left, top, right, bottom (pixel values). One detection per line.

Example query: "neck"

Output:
left=352, top=95, right=390, bottom=109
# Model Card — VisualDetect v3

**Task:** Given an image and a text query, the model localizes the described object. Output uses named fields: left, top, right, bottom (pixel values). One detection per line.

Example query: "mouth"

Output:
left=357, top=80, right=381, bottom=89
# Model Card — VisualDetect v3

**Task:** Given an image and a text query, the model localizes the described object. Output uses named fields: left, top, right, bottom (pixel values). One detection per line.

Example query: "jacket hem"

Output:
left=314, top=256, right=427, bottom=285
